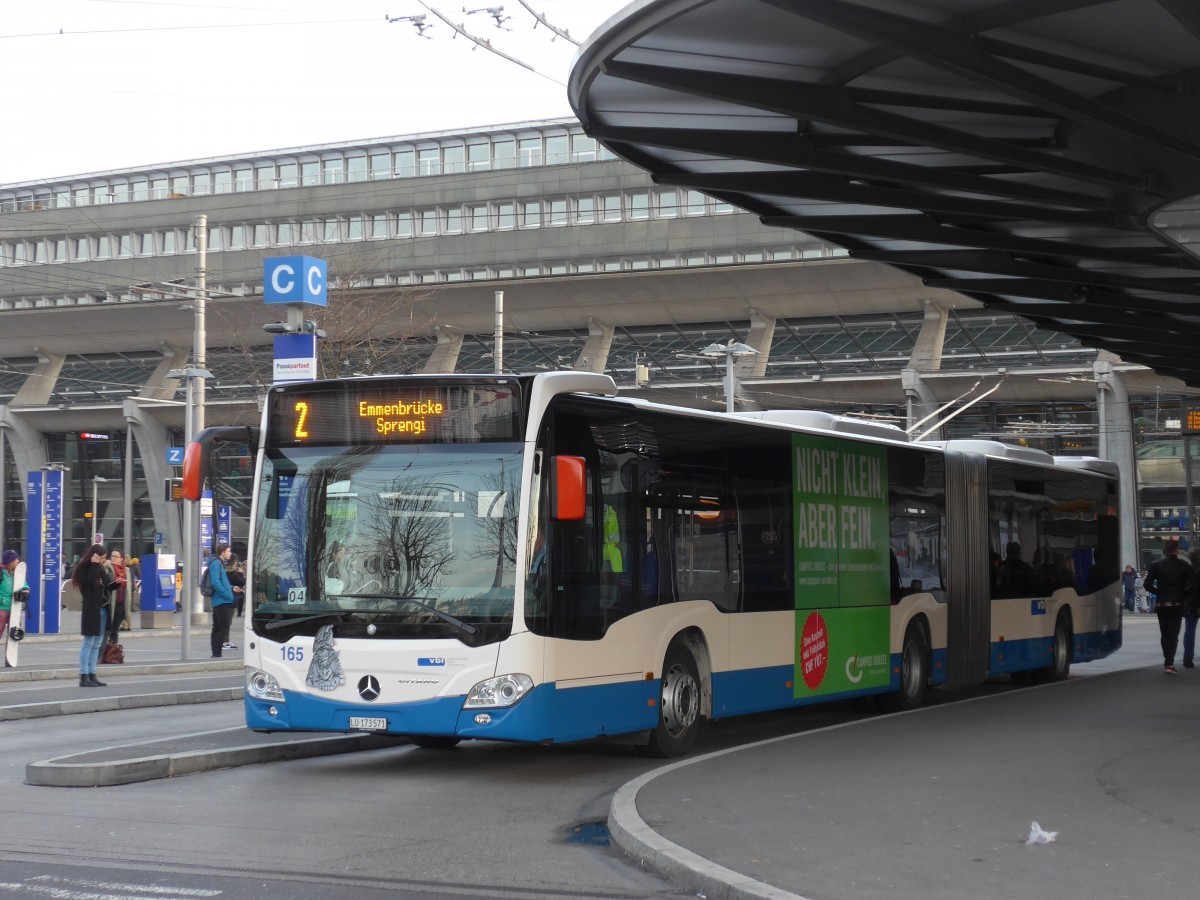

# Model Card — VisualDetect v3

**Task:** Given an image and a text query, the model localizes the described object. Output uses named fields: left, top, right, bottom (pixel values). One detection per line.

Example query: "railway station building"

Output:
left=0, top=110, right=1188, bottom=566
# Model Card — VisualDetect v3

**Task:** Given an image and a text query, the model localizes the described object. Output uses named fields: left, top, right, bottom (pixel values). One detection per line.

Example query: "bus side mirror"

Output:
left=182, top=442, right=203, bottom=501
left=182, top=426, right=259, bottom=501
left=553, top=456, right=586, bottom=521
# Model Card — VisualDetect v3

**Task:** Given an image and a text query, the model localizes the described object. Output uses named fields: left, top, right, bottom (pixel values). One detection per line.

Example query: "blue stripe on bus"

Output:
left=246, top=629, right=1121, bottom=740
left=990, top=627, right=1122, bottom=675
left=456, top=679, right=660, bottom=742
left=246, top=680, right=661, bottom=744
left=245, top=690, right=465, bottom=734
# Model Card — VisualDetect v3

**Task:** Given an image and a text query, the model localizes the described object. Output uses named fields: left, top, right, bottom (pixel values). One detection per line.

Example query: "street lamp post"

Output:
left=165, top=211, right=211, bottom=660
left=699, top=340, right=758, bottom=413
left=91, top=475, right=112, bottom=542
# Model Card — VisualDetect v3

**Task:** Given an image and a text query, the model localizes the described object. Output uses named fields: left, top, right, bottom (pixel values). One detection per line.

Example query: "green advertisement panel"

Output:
left=792, top=433, right=890, bottom=609
left=794, top=606, right=891, bottom=698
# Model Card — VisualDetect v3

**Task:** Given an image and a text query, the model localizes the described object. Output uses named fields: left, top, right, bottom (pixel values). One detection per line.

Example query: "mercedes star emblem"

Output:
left=357, top=675, right=381, bottom=701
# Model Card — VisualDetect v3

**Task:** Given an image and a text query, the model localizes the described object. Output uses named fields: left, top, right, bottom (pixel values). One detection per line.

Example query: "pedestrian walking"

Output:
left=73, top=544, right=112, bottom=687
left=1135, top=568, right=1149, bottom=612
left=1185, top=548, right=1200, bottom=668
left=207, top=544, right=236, bottom=658
left=1144, top=540, right=1193, bottom=674
left=1122, top=564, right=1137, bottom=613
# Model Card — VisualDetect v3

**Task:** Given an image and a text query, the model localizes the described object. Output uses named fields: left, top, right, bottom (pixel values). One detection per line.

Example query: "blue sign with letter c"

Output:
left=264, top=256, right=327, bottom=306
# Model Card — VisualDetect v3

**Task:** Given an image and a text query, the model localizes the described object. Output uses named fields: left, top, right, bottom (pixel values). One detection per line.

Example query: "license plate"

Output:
left=349, top=717, right=387, bottom=732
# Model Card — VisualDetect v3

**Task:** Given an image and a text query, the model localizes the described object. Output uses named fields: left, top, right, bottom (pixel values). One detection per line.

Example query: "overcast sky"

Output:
left=1, top=0, right=629, bottom=185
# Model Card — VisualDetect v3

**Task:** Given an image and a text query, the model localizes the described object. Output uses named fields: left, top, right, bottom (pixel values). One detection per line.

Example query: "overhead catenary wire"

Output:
left=408, top=2, right=565, bottom=85
left=515, top=0, right=578, bottom=45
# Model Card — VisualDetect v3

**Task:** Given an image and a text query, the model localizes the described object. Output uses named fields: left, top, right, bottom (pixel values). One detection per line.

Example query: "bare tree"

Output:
left=471, top=463, right=519, bottom=591
left=358, top=476, right=455, bottom=598
left=208, top=254, right=440, bottom=394
left=311, top=271, right=439, bottom=379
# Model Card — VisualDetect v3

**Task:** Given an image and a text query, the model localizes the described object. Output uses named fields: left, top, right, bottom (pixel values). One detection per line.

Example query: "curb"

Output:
left=609, top=757, right=806, bottom=900
left=26, top=728, right=407, bottom=787
left=0, top=660, right=242, bottom=683
left=0, top=686, right=243, bottom=721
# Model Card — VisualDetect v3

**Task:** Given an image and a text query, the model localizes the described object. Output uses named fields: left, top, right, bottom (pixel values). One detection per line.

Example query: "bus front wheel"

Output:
left=641, top=641, right=703, bottom=758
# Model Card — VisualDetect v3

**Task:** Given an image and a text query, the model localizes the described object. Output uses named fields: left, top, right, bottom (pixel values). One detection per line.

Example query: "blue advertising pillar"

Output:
left=25, top=467, right=64, bottom=633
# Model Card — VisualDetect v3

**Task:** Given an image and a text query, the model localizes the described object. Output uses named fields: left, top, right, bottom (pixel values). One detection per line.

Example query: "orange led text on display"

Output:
left=293, top=401, right=310, bottom=440
left=358, top=399, right=446, bottom=436
left=1187, top=408, right=1200, bottom=434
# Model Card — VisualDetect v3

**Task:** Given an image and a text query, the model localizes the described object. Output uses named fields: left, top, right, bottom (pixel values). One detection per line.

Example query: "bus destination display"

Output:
left=269, top=382, right=520, bottom=445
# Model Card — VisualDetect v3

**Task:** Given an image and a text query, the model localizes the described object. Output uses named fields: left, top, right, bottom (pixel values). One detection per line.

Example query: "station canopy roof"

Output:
left=569, top=0, right=1200, bottom=386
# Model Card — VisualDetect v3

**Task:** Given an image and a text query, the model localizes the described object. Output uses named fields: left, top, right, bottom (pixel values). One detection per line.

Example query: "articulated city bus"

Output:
left=186, top=372, right=1121, bottom=756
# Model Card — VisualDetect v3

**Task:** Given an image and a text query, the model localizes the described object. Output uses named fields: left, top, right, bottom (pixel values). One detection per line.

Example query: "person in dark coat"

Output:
left=1185, top=548, right=1200, bottom=668
left=227, top=551, right=246, bottom=617
left=1122, top=565, right=1138, bottom=613
left=73, top=544, right=111, bottom=687
left=1144, top=539, right=1194, bottom=674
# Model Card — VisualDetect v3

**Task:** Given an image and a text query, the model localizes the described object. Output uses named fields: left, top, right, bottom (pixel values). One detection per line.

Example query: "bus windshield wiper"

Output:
left=337, top=593, right=479, bottom=635
left=264, top=611, right=355, bottom=632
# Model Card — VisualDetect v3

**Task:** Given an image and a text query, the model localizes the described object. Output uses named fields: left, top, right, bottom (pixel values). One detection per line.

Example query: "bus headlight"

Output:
left=246, top=667, right=285, bottom=702
left=464, top=673, right=533, bottom=708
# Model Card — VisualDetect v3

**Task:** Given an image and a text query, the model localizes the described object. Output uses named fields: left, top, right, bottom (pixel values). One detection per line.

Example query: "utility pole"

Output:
left=175, top=214, right=211, bottom=659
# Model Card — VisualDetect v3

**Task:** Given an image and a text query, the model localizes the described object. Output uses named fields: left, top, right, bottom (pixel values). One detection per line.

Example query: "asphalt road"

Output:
left=0, top=615, right=1167, bottom=900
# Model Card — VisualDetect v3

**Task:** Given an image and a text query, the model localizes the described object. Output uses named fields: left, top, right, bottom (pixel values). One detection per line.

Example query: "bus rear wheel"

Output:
left=880, top=623, right=928, bottom=712
left=410, top=735, right=461, bottom=750
left=641, top=640, right=703, bottom=758
left=1033, top=614, right=1072, bottom=684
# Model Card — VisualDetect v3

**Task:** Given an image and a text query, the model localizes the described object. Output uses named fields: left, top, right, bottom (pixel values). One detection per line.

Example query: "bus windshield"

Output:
left=252, top=442, right=523, bottom=642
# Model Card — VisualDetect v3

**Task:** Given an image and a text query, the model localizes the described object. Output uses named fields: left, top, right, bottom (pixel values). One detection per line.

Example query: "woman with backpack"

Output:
left=207, top=544, right=236, bottom=658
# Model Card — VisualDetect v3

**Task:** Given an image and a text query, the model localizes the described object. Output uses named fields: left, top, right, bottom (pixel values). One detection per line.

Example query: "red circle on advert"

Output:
left=800, top=611, right=828, bottom=691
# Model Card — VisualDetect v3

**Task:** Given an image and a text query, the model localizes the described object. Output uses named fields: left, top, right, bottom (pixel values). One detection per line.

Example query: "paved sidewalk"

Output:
left=6, top=609, right=405, bottom=787
left=610, top=627, right=1195, bottom=900
left=1, top=610, right=244, bottom=732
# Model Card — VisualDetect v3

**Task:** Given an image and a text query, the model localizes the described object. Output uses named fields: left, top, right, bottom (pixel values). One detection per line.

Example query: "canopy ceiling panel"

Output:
left=570, top=0, right=1200, bottom=384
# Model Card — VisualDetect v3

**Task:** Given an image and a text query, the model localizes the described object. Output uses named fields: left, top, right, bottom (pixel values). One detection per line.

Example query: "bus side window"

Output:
left=598, top=453, right=636, bottom=619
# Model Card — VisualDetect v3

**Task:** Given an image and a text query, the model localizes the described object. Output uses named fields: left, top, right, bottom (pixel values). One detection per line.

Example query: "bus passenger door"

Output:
left=943, top=450, right=991, bottom=689
left=543, top=454, right=647, bottom=686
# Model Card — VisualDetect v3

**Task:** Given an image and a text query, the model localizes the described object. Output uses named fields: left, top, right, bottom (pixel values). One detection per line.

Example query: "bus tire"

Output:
left=640, top=640, right=703, bottom=758
left=410, top=735, right=462, bottom=750
left=1034, top=613, right=1072, bottom=684
left=880, top=622, right=928, bottom=712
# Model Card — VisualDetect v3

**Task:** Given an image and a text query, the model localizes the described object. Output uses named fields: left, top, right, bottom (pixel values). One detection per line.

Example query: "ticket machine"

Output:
left=139, top=553, right=177, bottom=629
